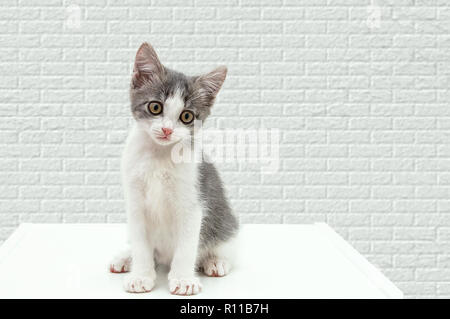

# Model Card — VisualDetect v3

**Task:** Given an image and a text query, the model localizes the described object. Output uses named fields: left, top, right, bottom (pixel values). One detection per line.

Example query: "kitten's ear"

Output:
left=195, top=66, right=227, bottom=105
left=132, top=42, right=164, bottom=89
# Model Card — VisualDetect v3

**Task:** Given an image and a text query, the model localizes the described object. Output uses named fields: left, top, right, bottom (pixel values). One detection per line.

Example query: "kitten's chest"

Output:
left=143, top=164, right=175, bottom=209
left=139, top=158, right=196, bottom=214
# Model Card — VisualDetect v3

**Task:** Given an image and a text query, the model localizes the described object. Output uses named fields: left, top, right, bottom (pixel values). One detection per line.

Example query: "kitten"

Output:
left=109, top=43, right=239, bottom=296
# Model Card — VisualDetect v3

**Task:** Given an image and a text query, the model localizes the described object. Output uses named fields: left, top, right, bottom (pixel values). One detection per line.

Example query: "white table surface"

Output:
left=0, top=223, right=402, bottom=299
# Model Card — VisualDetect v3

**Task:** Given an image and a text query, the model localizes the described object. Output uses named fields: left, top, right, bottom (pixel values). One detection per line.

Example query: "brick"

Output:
left=0, top=0, right=449, bottom=298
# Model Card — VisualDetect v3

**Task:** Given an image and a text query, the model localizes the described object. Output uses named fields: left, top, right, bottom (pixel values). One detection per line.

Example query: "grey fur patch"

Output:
left=130, top=67, right=197, bottom=121
left=197, top=161, right=239, bottom=248
left=130, top=43, right=227, bottom=123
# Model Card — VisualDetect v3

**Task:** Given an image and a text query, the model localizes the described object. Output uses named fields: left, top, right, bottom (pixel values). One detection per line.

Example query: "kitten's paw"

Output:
left=123, top=274, right=155, bottom=293
left=109, top=256, right=131, bottom=273
left=202, top=259, right=230, bottom=277
left=169, top=277, right=202, bottom=296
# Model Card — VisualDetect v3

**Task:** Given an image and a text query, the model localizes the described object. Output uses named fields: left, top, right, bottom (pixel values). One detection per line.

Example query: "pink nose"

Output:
left=161, top=127, right=173, bottom=136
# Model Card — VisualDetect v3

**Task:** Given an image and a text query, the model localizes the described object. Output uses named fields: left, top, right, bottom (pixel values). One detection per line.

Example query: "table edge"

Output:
left=0, top=223, right=33, bottom=264
left=315, top=223, right=403, bottom=299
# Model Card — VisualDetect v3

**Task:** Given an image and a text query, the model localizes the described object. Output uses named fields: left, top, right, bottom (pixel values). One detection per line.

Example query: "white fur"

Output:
left=118, top=91, right=206, bottom=295
left=109, top=248, right=131, bottom=273
left=110, top=89, right=237, bottom=295
left=200, top=236, right=238, bottom=276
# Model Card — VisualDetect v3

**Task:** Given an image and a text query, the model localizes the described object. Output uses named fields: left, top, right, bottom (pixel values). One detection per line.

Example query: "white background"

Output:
left=0, top=0, right=449, bottom=298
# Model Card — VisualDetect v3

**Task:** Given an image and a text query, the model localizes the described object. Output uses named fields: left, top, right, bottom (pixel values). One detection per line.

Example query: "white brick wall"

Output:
left=0, top=0, right=449, bottom=298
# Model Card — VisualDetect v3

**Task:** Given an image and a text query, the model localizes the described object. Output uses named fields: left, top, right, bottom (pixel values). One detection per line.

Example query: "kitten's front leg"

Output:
left=123, top=189, right=156, bottom=293
left=168, top=204, right=203, bottom=296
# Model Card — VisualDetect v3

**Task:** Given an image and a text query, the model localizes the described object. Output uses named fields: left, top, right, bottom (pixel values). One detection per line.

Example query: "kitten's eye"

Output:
left=148, top=101, right=163, bottom=115
left=179, top=110, right=195, bottom=124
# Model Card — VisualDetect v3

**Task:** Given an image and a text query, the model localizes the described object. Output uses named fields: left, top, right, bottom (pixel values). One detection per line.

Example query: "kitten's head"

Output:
left=129, top=42, right=227, bottom=147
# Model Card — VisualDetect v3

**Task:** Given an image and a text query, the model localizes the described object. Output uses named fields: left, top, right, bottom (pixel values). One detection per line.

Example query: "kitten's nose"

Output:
left=161, top=127, right=173, bottom=137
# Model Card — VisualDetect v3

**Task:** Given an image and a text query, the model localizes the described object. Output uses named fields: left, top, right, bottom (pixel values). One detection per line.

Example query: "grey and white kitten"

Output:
left=109, top=43, right=239, bottom=295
